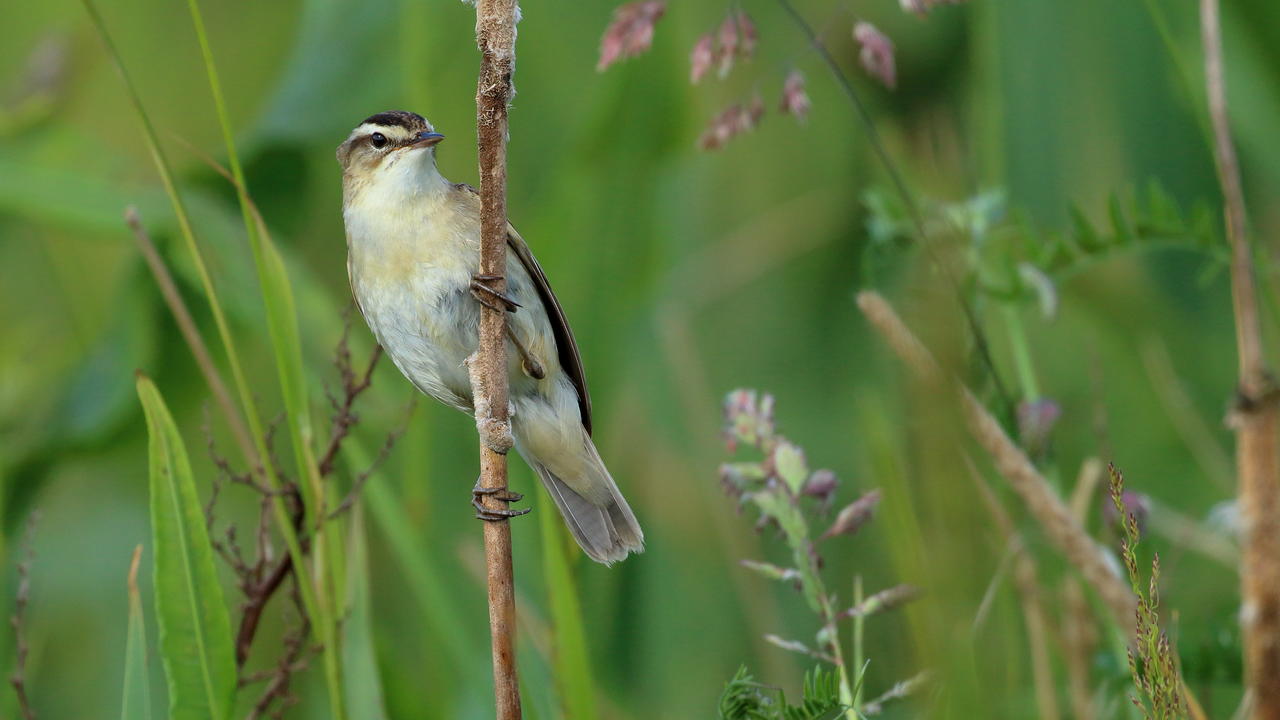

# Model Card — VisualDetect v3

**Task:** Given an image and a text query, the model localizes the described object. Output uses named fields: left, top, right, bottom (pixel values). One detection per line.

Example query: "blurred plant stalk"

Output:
left=856, top=291, right=1137, bottom=631
left=1200, top=0, right=1280, bottom=716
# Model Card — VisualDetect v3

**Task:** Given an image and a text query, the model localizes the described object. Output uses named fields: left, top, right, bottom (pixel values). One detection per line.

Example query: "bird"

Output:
left=337, top=110, right=643, bottom=564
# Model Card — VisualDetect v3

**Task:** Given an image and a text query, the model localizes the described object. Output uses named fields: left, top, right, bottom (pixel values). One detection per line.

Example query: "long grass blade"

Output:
left=535, top=484, right=599, bottom=720
left=180, top=1, right=345, bottom=709
left=343, top=507, right=388, bottom=720
left=121, top=545, right=153, bottom=720
left=78, top=0, right=340, bottom=703
left=136, top=374, right=236, bottom=720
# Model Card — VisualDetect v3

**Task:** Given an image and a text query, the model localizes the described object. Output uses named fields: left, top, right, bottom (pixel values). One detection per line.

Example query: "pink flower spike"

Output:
left=690, top=33, right=714, bottom=84
left=779, top=70, right=811, bottom=122
left=597, top=1, right=667, bottom=72
left=716, top=13, right=740, bottom=78
left=854, top=21, right=896, bottom=89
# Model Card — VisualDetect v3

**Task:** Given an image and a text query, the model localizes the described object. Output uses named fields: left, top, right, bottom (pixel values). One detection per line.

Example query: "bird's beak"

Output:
left=409, top=131, right=445, bottom=149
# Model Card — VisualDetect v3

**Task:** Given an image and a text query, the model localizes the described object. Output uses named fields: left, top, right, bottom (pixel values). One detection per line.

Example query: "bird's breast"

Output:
left=345, top=195, right=482, bottom=410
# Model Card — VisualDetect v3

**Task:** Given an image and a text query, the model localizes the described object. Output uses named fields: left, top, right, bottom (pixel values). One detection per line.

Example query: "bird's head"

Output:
left=336, top=110, right=446, bottom=182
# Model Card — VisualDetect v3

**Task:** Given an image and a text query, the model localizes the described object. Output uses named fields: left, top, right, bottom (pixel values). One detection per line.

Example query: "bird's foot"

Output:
left=472, top=480, right=531, bottom=521
left=470, top=274, right=521, bottom=313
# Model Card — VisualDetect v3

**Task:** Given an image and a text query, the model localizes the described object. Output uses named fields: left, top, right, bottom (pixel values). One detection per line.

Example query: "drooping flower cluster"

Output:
left=854, top=21, right=896, bottom=89
left=697, top=94, right=764, bottom=151
left=596, top=0, right=969, bottom=149
left=596, top=1, right=667, bottom=72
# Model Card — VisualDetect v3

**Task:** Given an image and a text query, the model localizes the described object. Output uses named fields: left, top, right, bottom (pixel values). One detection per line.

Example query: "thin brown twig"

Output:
left=245, top=581, right=316, bottom=720
left=327, top=399, right=416, bottom=522
left=856, top=290, right=1137, bottom=632
left=125, top=206, right=258, bottom=474
left=10, top=512, right=39, bottom=720
left=471, top=0, right=522, bottom=717
left=1200, top=1, right=1280, bottom=714
left=317, top=315, right=383, bottom=478
left=204, top=329, right=383, bottom=669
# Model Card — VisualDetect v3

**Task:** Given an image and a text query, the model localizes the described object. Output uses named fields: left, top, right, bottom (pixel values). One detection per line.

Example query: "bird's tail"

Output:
left=525, top=429, right=643, bottom=565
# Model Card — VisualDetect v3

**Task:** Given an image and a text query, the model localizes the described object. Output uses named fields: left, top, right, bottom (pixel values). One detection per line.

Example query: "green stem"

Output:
left=852, top=576, right=865, bottom=712
left=1003, top=305, right=1039, bottom=401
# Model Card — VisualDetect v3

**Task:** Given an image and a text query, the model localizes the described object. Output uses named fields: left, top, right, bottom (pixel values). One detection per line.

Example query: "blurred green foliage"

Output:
left=2, top=0, right=1280, bottom=717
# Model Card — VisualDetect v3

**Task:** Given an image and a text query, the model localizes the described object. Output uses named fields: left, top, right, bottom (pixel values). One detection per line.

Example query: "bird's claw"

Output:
left=470, top=274, right=521, bottom=313
left=472, top=481, right=530, bottom=521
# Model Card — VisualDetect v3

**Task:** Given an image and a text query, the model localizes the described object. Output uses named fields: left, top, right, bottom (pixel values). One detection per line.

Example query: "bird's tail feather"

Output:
left=530, top=437, right=642, bottom=565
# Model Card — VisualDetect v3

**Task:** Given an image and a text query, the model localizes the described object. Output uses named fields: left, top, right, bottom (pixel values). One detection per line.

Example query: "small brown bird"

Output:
left=337, top=110, right=643, bottom=564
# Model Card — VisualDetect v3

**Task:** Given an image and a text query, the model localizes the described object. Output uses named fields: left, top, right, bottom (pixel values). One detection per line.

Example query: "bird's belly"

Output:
left=356, top=266, right=481, bottom=412
left=353, top=256, right=557, bottom=416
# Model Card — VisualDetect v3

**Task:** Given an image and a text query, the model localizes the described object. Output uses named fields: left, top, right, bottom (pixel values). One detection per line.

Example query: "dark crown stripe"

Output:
left=360, top=110, right=427, bottom=132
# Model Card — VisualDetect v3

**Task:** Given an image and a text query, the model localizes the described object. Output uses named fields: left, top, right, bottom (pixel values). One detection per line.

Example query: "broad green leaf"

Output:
left=343, top=507, right=388, bottom=720
left=121, top=545, right=153, bottom=720
left=537, top=483, right=599, bottom=720
left=136, top=375, right=236, bottom=720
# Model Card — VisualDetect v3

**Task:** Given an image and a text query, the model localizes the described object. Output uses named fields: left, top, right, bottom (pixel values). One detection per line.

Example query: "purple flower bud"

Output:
left=802, top=469, right=838, bottom=501
left=820, top=489, right=881, bottom=540
left=1103, top=489, right=1150, bottom=535
left=1017, top=398, right=1062, bottom=455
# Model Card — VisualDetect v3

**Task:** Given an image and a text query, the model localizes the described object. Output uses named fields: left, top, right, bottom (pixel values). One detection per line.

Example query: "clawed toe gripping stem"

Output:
left=472, top=481, right=530, bottom=522
left=470, top=273, right=521, bottom=313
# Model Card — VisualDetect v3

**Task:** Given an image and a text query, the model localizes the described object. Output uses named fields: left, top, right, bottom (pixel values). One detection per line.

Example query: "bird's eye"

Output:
left=370, top=132, right=387, bottom=148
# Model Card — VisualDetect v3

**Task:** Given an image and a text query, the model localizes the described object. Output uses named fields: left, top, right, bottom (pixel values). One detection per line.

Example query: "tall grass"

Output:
left=81, top=0, right=347, bottom=713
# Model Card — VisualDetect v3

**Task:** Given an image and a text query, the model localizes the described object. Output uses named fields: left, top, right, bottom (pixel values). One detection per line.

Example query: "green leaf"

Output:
left=136, top=375, right=236, bottom=720
left=773, top=442, right=809, bottom=496
left=537, top=483, right=599, bottom=720
left=343, top=507, right=388, bottom=720
left=121, top=545, right=153, bottom=720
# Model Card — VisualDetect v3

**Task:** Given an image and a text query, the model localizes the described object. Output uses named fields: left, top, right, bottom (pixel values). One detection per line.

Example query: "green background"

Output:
left=2, top=0, right=1277, bottom=716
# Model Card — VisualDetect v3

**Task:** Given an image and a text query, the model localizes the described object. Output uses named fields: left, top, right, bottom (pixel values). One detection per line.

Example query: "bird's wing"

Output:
left=456, top=183, right=593, bottom=434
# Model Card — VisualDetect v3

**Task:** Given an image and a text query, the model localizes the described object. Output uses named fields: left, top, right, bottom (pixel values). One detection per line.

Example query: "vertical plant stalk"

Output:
left=471, top=0, right=522, bottom=717
left=1200, top=1, right=1280, bottom=715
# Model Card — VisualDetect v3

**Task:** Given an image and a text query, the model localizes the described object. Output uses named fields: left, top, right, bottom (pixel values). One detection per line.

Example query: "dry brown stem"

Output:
left=201, top=327, right=385, bottom=670
left=125, top=206, right=257, bottom=472
left=856, top=290, right=1137, bottom=631
left=1201, top=1, right=1280, bottom=715
left=472, top=0, right=522, bottom=717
